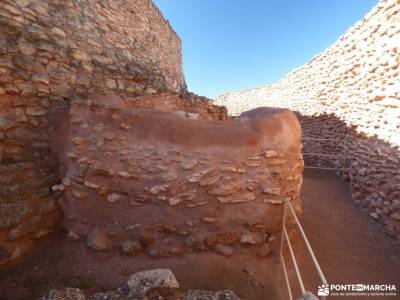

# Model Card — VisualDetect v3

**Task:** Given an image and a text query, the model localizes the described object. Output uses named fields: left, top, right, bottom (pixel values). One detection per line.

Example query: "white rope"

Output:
left=284, top=226, right=306, bottom=294
left=286, top=200, right=328, bottom=285
left=280, top=252, right=294, bottom=300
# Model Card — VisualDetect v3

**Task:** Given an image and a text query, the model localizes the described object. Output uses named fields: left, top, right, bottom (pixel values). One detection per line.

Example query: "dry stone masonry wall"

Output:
left=58, top=98, right=303, bottom=259
left=0, top=0, right=228, bottom=268
left=216, top=0, right=400, bottom=239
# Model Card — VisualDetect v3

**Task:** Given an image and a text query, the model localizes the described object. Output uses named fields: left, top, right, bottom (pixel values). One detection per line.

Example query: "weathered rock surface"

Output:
left=216, top=0, right=400, bottom=239
left=59, top=96, right=303, bottom=258
left=39, top=269, right=241, bottom=300
left=126, top=269, right=179, bottom=297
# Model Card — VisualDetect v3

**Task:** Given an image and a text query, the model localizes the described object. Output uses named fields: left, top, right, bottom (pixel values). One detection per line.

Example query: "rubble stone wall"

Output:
left=216, top=0, right=400, bottom=238
left=59, top=100, right=303, bottom=259
left=0, top=0, right=188, bottom=268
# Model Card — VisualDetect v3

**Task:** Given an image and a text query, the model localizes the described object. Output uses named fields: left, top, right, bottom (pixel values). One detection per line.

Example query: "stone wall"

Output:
left=0, top=0, right=191, bottom=268
left=216, top=0, right=400, bottom=239
left=58, top=99, right=303, bottom=259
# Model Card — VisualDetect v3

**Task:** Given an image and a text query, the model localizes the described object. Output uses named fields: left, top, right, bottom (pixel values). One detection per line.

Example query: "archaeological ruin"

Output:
left=217, top=0, right=400, bottom=240
left=0, top=0, right=399, bottom=299
left=0, top=0, right=228, bottom=269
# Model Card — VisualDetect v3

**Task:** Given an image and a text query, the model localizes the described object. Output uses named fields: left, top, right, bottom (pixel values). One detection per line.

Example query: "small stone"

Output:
left=186, top=167, right=215, bottom=183
left=265, top=150, right=278, bottom=158
left=84, top=181, right=99, bottom=189
left=144, top=87, right=157, bottom=94
left=120, top=123, right=130, bottom=130
left=71, top=188, right=88, bottom=200
left=10, top=246, right=22, bottom=261
left=35, top=230, right=50, bottom=239
left=72, top=49, right=90, bottom=61
left=67, top=230, right=80, bottom=241
left=86, top=228, right=112, bottom=251
left=118, top=171, right=134, bottom=179
left=26, top=106, right=47, bottom=116
left=72, top=137, right=85, bottom=146
left=92, top=55, right=114, bottom=65
left=62, top=177, right=71, bottom=186
left=15, top=108, right=27, bottom=122
left=168, top=196, right=183, bottom=206
left=51, top=184, right=65, bottom=192
left=244, top=160, right=261, bottom=167
left=264, top=199, right=283, bottom=205
left=105, top=79, right=117, bottom=89
left=208, top=182, right=237, bottom=196
left=32, top=73, right=50, bottom=85
left=263, top=187, right=281, bottom=196
left=199, top=174, right=221, bottom=187
left=103, top=131, right=115, bottom=141
left=0, top=117, right=13, bottom=130
left=126, top=224, right=142, bottom=230
left=160, top=171, right=178, bottom=182
left=50, top=27, right=66, bottom=39
left=122, top=240, right=142, bottom=255
left=200, top=217, right=217, bottom=223
left=18, top=40, right=36, bottom=55
left=149, top=185, right=167, bottom=195
left=391, top=212, right=400, bottom=220
left=221, top=166, right=237, bottom=173
left=181, top=158, right=198, bottom=170
left=214, top=244, right=234, bottom=256
left=88, top=165, right=114, bottom=177
left=217, top=192, right=255, bottom=204
left=240, top=233, right=263, bottom=245
left=107, top=193, right=119, bottom=202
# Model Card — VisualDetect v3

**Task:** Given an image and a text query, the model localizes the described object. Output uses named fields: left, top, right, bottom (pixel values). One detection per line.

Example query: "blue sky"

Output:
left=153, top=0, right=378, bottom=98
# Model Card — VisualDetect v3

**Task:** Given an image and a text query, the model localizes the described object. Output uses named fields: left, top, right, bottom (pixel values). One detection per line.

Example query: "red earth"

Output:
left=1, top=169, right=399, bottom=300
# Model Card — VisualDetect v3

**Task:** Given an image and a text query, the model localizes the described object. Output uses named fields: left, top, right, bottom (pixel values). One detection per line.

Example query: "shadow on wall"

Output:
left=296, top=112, right=400, bottom=240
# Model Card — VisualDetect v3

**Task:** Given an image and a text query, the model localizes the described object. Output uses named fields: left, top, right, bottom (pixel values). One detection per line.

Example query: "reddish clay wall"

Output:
left=58, top=100, right=303, bottom=258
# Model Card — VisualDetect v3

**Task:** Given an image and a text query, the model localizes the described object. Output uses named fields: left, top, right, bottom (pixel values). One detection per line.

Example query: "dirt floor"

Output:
left=290, top=169, right=400, bottom=300
left=1, top=169, right=399, bottom=300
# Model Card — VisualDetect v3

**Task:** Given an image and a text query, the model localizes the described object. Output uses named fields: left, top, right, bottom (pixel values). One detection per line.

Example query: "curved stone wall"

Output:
left=58, top=99, right=303, bottom=258
left=216, top=0, right=400, bottom=239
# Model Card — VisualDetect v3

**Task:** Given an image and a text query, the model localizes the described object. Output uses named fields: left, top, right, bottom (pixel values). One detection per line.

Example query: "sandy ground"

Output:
left=1, top=169, right=399, bottom=300
left=290, top=169, right=400, bottom=300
